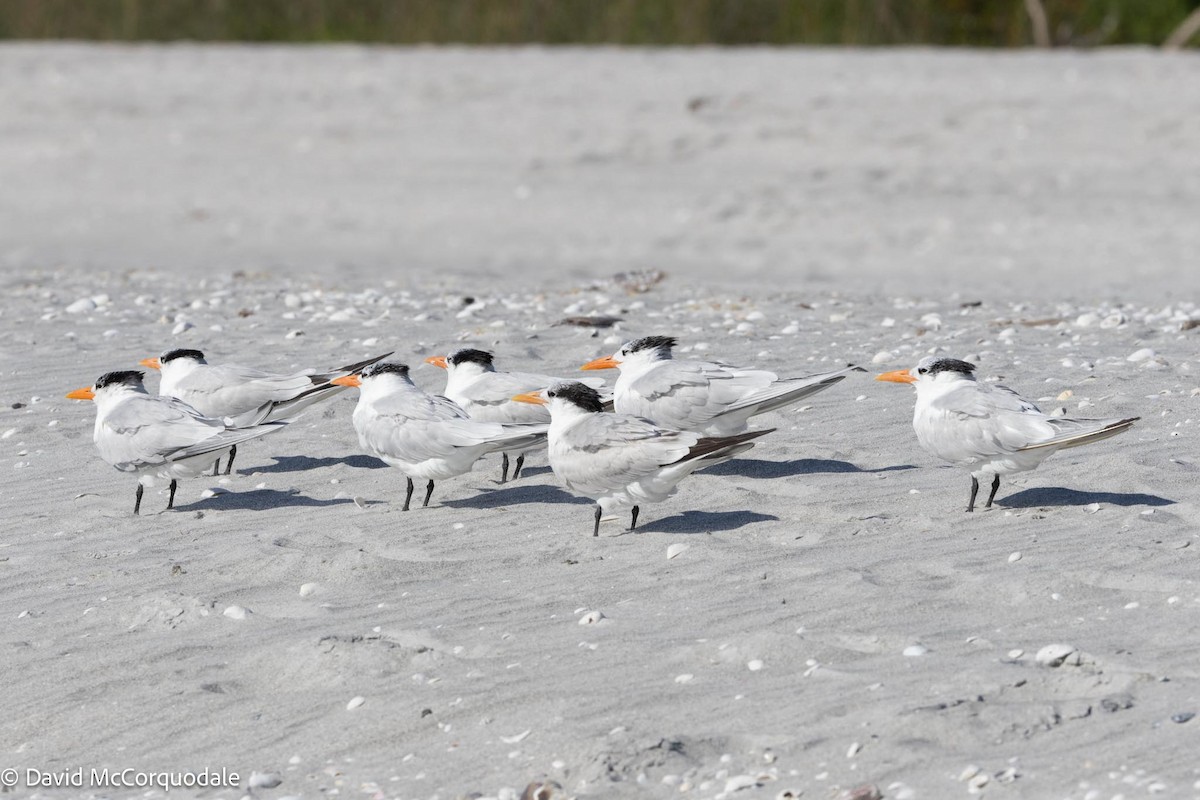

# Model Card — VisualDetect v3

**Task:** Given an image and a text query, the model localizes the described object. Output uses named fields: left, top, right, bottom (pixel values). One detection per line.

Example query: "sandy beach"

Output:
left=2, top=44, right=1199, bottom=800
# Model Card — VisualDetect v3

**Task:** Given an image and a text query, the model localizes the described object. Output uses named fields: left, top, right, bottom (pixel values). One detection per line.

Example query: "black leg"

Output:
left=967, top=476, right=979, bottom=512
left=423, top=480, right=435, bottom=508
left=168, top=479, right=178, bottom=510
left=630, top=505, right=640, bottom=532
left=134, top=484, right=143, bottom=515
left=501, top=453, right=510, bottom=484
left=986, top=474, right=1001, bottom=508
left=212, top=458, right=221, bottom=476
left=224, top=444, right=237, bottom=475
left=592, top=505, right=602, bottom=537
left=513, top=454, right=525, bottom=481
left=403, top=477, right=414, bottom=511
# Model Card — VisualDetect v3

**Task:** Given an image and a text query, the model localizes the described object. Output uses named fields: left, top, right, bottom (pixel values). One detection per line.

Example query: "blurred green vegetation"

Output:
left=0, top=0, right=1197, bottom=46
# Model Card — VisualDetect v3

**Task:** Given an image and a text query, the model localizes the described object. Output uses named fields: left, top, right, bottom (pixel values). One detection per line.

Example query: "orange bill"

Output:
left=876, top=369, right=915, bottom=384
left=424, top=356, right=448, bottom=369
left=66, top=386, right=95, bottom=400
left=331, top=375, right=362, bottom=388
left=512, top=392, right=546, bottom=405
left=139, top=357, right=162, bottom=370
left=580, top=355, right=618, bottom=371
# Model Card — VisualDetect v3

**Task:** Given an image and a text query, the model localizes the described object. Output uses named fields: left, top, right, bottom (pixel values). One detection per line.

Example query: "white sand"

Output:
left=2, top=44, right=1199, bottom=800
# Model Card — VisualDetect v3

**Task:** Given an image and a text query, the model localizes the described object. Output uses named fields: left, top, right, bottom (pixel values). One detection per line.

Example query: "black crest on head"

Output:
left=362, top=362, right=410, bottom=379
left=449, top=349, right=494, bottom=368
left=161, top=348, right=206, bottom=364
left=925, top=358, right=976, bottom=376
left=547, top=381, right=604, bottom=413
left=626, top=336, right=677, bottom=354
left=95, top=370, right=145, bottom=390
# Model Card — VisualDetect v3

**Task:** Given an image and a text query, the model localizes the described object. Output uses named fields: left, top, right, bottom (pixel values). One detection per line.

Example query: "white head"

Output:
left=514, top=380, right=604, bottom=419
left=581, top=336, right=676, bottom=372
left=332, top=361, right=416, bottom=399
left=876, top=356, right=978, bottom=394
left=66, top=370, right=149, bottom=410
left=141, top=347, right=207, bottom=376
left=426, top=348, right=496, bottom=385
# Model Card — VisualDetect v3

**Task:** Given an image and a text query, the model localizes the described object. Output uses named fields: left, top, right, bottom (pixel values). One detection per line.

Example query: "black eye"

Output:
left=547, top=391, right=555, bottom=398
left=917, top=368, right=927, bottom=374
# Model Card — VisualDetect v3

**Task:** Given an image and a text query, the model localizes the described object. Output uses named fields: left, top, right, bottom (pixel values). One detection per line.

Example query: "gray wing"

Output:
left=175, top=364, right=315, bottom=416
left=621, top=360, right=776, bottom=428
left=98, top=395, right=229, bottom=470
left=553, top=414, right=698, bottom=494
left=455, top=371, right=563, bottom=423
left=360, top=394, right=536, bottom=463
left=921, top=383, right=1056, bottom=460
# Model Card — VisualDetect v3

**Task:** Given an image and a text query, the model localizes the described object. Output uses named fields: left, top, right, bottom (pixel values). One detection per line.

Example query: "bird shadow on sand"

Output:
left=246, top=455, right=386, bottom=474
left=634, top=510, right=779, bottom=534
left=702, top=458, right=917, bottom=479
left=999, top=487, right=1175, bottom=509
left=177, top=489, right=364, bottom=512
left=504, top=464, right=553, bottom=480
left=439, top=483, right=591, bottom=509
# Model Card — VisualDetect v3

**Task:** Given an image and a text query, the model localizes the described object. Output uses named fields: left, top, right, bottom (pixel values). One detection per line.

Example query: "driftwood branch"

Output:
left=1164, top=6, right=1200, bottom=50
left=1024, top=0, right=1051, bottom=47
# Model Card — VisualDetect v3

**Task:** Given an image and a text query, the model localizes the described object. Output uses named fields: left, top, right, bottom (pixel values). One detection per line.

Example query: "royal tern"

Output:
left=877, top=357, right=1139, bottom=511
left=66, top=371, right=285, bottom=514
left=515, top=381, right=771, bottom=536
left=140, top=348, right=391, bottom=474
left=425, top=348, right=607, bottom=482
left=331, top=362, right=548, bottom=510
left=581, top=336, right=860, bottom=435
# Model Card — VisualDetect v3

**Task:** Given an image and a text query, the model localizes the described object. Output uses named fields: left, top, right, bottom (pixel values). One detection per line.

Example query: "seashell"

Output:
left=666, top=543, right=688, bottom=559
left=500, top=729, right=531, bottom=744
left=1008, top=552, right=1022, bottom=563
left=66, top=298, right=96, bottom=314
left=902, top=644, right=928, bottom=657
left=299, top=583, right=318, bottom=598
left=724, top=775, right=758, bottom=793
left=1035, top=643, right=1077, bottom=667
left=346, top=696, right=365, bottom=710
left=674, top=674, right=695, bottom=684
left=248, top=772, right=282, bottom=789
left=847, top=741, right=862, bottom=758
left=578, top=610, right=606, bottom=625
left=520, top=781, right=563, bottom=800
left=1127, top=347, right=1155, bottom=362
left=747, top=659, right=764, bottom=671
left=222, top=605, right=249, bottom=621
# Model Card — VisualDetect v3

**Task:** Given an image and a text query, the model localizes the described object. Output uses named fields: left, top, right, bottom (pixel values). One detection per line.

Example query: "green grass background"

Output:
left=1, top=0, right=1197, bottom=46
